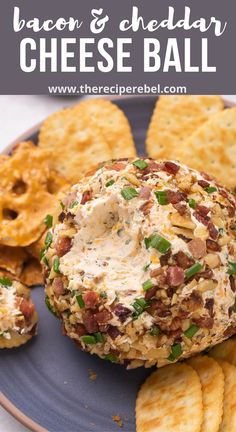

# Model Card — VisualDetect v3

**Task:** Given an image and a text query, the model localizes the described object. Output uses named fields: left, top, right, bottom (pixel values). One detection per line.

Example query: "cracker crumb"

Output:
left=112, top=415, right=123, bottom=428
left=88, top=369, right=97, bottom=381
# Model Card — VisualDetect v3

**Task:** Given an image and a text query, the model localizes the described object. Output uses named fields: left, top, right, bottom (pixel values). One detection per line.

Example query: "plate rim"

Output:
left=0, top=94, right=235, bottom=432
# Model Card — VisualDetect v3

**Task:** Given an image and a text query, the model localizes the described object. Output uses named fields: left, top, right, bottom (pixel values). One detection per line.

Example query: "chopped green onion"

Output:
left=132, top=159, right=148, bottom=170
left=142, top=279, right=154, bottom=291
left=104, top=353, right=118, bottom=363
left=100, top=291, right=107, bottom=299
left=45, top=296, right=57, bottom=316
left=184, top=324, right=199, bottom=339
left=143, top=263, right=151, bottom=272
left=44, top=231, right=53, bottom=249
left=60, top=201, right=65, bottom=210
left=132, top=298, right=149, bottom=317
left=144, top=234, right=171, bottom=254
left=121, top=187, right=138, bottom=201
left=53, top=257, right=60, bottom=274
left=94, top=332, right=104, bottom=343
left=0, top=277, right=12, bottom=287
left=233, top=297, right=236, bottom=313
left=219, top=227, right=224, bottom=235
left=70, top=201, right=79, bottom=208
left=204, top=186, right=217, bottom=194
left=167, top=343, right=182, bottom=362
left=105, top=179, right=115, bottom=187
left=149, top=325, right=160, bottom=336
left=44, top=214, right=53, bottom=228
left=185, top=262, right=203, bottom=279
left=155, top=191, right=168, bottom=205
left=81, top=335, right=96, bottom=345
left=76, top=294, right=85, bottom=308
left=42, top=255, right=49, bottom=266
left=39, top=248, right=46, bottom=260
left=188, top=198, right=197, bottom=209
left=227, top=262, right=236, bottom=275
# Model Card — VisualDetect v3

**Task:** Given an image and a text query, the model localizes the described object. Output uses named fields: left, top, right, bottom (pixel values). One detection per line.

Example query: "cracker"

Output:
left=216, top=360, right=236, bottom=431
left=20, top=257, right=43, bottom=287
left=177, top=107, right=236, bottom=190
left=188, top=356, right=224, bottom=432
left=0, top=246, right=28, bottom=276
left=78, top=99, right=136, bottom=158
left=209, top=338, right=236, bottom=365
left=146, top=95, right=223, bottom=160
left=0, top=142, right=68, bottom=246
left=136, top=363, right=203, bottom=432
left=39, top=106, right=112, bottom=183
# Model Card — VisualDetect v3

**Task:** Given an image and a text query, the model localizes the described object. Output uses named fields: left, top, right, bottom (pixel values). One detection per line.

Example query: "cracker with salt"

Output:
left=209, top=337, right=236, bottom=366
left=136, top=363, right=203, bottom=432
left=216, top=360, right=236, bottom=431
left=188, top=356, right=224, bottom=432
left=177, top=107, right=236, bottom=190
left=146, top=95, right=223, bottom=160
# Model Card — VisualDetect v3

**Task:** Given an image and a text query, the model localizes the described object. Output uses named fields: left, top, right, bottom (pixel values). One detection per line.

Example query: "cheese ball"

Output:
left=43, top=159, right=236, bottom=368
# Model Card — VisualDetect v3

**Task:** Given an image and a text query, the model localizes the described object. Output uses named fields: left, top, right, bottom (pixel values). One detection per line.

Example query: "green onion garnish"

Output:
left=53, top=257, right=60, bottom=274
left=185, top=262, right=203, bottom=279
left=60, top=201, right=65, bottom=210
left=44, top=231, right=53, bottom=249
left=81, top=335, right=96, bottom=345
left=104, top=353, right=118, bottom=363
left=219, top=227, right=224, bottom=235
left=100, top=291, right=107, bottom=299
left=227, top=262, right=236, bottom=275
left=188, top=198, right=197, bottom=209
left=142, top=279, right=154, bottom=291
left=105, top=179, right=115, bottom=187
left=149, top=325, right=160, bottom=336
left=121, top=187, right=138, bottom=201
left=155, top=191, right=168, bottom=205
left=143, top=263, right=151, bottom=272
left=132, top=298, right=149, bottom=317
left=94, top=332, right=104, bottom=343
left=76, top=294, right=85, bottom=308
left=45, top=296, right=57, bottom=316
left=132, top=159, right=148, bottom=170
left=167, top=343, right=182, bottom=362
left=42, top=255, right=49, bottom=266
left=144, top=234, right=171, bottom=254
left=0, top=277, right=12, bottom=287
left=204, top=186, right=217, bottom=194
left=44, top=214, right=53, bottom=228
left=70, top=201, right=79, bottom=209
left=184, top=324, right=199, bottom=339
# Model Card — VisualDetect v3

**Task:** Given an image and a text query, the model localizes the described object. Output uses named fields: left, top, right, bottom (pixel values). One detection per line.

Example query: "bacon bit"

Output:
left=193, top=211, right=210, bottom=226
left=144, top=286, right=157, bottom=300
left=52, top=277, right=65, bottom=296
left=112, top=415, right=123, bottom=428
left=174, top=251, right=194, bottom=269
left=81, top=191, right=92, bottom=205
left=94, top=309, right=112, bottom=324
left=198, top=180, right=210, bottom=188
left=147, top=299, right=171, bottom=317
left=166, top=266, right=184, bottom=287
left=149, top=161, right=162, bottom=171
left=182, top=291, right=203, bottom=310
left=194, top=268, right=213, bottom=281
left=83, top=291, right=99, bottom=309
left=139, top=187, right=151, bottom=200
left=107, top=325, right=121, bottom=339
left=75, top=324, right=87, bottom=337
left=150, top=267, right=162, bottom=277
left=139, top=201, right=153, bottom=216
left=201, top=172, right=214, bottom=182
left=160, top=251, right=171, bottom=267
left=106, top=162, right=126, bottom=171
left=188, top=238, right=206, bottom=259
left=167, top=287, right=174, bottom=298
left=20, top=298, right=35, bottom=319
left=169, top=317, right=182, bottom=331
left=163, top=161, right=180, bottom=175
left=58, top=212, right=66, bottom=223
left=193, top=316, right=214, bottom=329
left=173, top=203, right=187, bottom=215
left=205, top=298, right=214, bottom=316
left=166, top=190, right=185, bottom=204
left=55, top=236, right=72, bottom=257
left=219, top=188, right=229, bottom=199
left=206, top=239, right=221, bottom=252
left=207, top=222, right=219, bottom=240
left=230, top=275, right=236, bottom=292
left=113, top=304, right=131, bottom=323
left=228, top=206, right=236, bottom=217
left=82, top=311, right=99, bottom=333
left=88, top=369, right=97, bottom=381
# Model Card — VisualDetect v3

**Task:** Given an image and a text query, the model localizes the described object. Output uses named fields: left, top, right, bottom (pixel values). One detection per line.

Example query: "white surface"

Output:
left=0, top=93, right=236, bottom=432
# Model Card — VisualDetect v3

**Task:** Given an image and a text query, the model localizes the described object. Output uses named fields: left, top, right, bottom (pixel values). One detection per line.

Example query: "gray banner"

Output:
left=0, top=0, right=235, bottom=94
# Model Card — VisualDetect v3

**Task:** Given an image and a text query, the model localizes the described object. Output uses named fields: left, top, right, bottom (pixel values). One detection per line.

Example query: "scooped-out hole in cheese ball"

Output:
left=42, top=158, right=236, bottom=369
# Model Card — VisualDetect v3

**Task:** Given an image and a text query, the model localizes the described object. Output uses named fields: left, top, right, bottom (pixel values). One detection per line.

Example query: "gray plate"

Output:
left=0, top=96, right=157, bottom=432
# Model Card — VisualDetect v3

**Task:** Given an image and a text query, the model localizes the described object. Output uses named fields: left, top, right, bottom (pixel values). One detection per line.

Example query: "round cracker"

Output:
left=216, top=360, right=236, bottom=431
left=176, top=107, right=236, bottom=190
left=77, top=99, right=136, bottom=158
left=136, top=363, right=203, bottom=432
left=146, top=95, right=223, bottom=160
left=209, top=338, right=236, bottom=366
left=188, top=356, right=224, bottom=432
left=0, top=142, right=68, bottom=247
left=39, top=106, right=112, bottom=183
